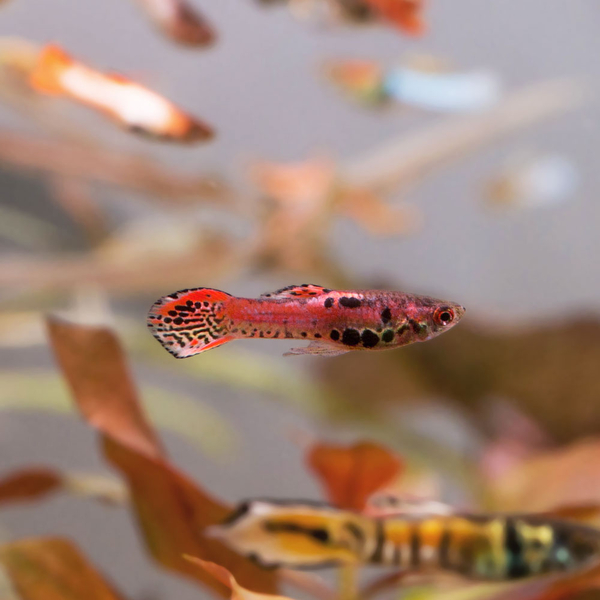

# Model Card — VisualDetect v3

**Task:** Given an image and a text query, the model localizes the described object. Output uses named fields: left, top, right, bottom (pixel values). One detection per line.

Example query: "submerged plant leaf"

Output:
left=0, top=467, right=128, bottom=507
left=0, top=537, right=129, bottom=600
left=306, top=441, right=403, bottom=511
left=0, top=468, right=62, bottom=505
left=47, top=316, right=163, bottom=459
left=46, top=317, right=278, bottom=596
left=185, top=557, right=296, bottom=600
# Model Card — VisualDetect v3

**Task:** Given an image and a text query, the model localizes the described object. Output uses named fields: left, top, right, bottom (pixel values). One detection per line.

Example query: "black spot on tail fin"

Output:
left=147, top=287, right=233, bottom=358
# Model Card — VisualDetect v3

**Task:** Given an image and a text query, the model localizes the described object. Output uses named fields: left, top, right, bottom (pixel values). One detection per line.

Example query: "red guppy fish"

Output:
left=147, top=284, right=465, bottom=358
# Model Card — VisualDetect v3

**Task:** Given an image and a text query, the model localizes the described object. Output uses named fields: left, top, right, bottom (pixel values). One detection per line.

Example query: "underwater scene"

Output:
left=1, top=1, right=600, bottom=599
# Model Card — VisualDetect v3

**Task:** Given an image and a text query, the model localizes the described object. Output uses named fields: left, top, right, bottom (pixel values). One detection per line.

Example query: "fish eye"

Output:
left=434, top=307, right=455, bottom=326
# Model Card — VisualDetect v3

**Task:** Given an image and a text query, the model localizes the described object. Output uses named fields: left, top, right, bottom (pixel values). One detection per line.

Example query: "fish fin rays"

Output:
left=261, top=284, right=330, bottom=300
left=284, top=341, right=349, bottom=357
left=147, top=287, right=232, bottom=358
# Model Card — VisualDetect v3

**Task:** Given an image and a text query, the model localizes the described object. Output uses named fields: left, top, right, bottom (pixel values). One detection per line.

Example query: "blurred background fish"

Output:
left=258, top=0, right=426, bottom=35
left=29, top=44, right=214, bottom=142
left=325, top=57, right=501, bottom=112
left=485, top=153, right=579, bottom=211
left=132, top=0, right=216, bottom=46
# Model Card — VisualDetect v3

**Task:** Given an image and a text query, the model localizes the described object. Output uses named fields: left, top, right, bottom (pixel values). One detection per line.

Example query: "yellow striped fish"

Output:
left=208, top=500, right=600, bottom=580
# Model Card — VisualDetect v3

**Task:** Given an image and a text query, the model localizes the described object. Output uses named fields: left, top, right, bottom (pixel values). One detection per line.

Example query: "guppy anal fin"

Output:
left=284, top=341, right=349, bottom=357
left=261, top=284, right=330, bottom=300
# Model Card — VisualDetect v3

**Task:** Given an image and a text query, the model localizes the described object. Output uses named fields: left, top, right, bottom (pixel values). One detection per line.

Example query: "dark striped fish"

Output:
left=207, top=500, right=600, bottom=580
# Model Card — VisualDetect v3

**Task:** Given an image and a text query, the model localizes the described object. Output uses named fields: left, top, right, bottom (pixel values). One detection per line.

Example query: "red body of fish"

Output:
left=147, top=284, right=465, bottom=358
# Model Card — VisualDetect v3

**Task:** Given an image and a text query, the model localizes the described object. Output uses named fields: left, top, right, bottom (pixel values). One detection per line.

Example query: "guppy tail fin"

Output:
left=147, top=288, right=233, bottom=358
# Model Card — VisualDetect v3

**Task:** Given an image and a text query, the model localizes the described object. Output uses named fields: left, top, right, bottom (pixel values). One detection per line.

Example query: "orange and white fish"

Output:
left=133, top=0, right=216, bottom=46
left=361, top=0, right=426, bottom=35
left=147, top=284, right=465, bottom=358
left=29, top=44, right=214, bottom=143
left=209, top=499, right=600, bottom=580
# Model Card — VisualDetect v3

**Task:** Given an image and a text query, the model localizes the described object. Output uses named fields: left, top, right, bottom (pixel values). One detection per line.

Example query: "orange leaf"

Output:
left=185, top=557, right=294, bottom=600
left=0, top=468, right=62, bottom=504
left=46, top=317, right=278, bottom=596
left=47, top=317, right=163, bottom=459
left=306, top=441, right=403, bottom=511
left=0, top=537, right=129, bottom=600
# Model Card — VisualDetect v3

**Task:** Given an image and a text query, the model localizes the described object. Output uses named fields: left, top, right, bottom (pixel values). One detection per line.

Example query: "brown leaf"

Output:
left=0, top=468, right=62, bottom=505
left=104, top=439, right=277, bottom=594
left=47, top=317, right=163, bottom=459
left=0, top=537, right=129, bottom=600
left=46, top=317, right=279, bottom=596
left=185, top=557, right=293, bottom=600
left=306, top=441, right=403, bottom=511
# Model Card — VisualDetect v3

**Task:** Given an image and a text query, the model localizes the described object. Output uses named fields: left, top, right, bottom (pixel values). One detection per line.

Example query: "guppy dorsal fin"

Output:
left=261, top=284, right=330, bottom=300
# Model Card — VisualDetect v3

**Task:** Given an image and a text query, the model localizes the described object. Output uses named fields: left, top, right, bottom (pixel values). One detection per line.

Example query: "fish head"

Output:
left=404, top=296, right=465, bottom=341
left=206, top=500, right=366, bottom=568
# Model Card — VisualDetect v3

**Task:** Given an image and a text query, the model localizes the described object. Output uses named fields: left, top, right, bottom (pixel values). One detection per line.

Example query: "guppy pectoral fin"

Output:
left=284, top=341, right=349, bottom=357
left=261, top=284, right=329, bottom=300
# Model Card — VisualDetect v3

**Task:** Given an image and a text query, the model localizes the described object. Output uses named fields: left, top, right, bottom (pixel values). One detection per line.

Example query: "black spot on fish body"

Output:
left=342, top=328, right=361, bottom=346
left=203, top=301, right=209, bottom=307
left=323, top=288, right=332, bottom=293
left=310, top=529, right=330, bottom=543
left=381, top=307, right=392, bottom=323
left=339, top=297, right=362, bottom=308
left=301, top=332, right=307, bottom=337
left=371, top=520, right=385, bottom=563
left=505, top=520, right=528, bottom=578
left=382, top=330, right=394, bottom=343
left=330, top=330, right=340, bottom=341
left=173, top=317, right=184, bottom=325
left=174, top=305, right=189, bottom=311
left=361, top=329, right=380, bottom=348
left=324, top=298, right=334, bottom=309
left=439, top=528, right=451, bottom=569
left=186, top=300, right=193, bottom=307
left=315, top=333, right=322, bottom=338
left=397, top=323, right=410, bottom=336
left=410, top=527, right=421, bottom=568
left=164, top=317, right=172, bottom=324
left=168, top=310, right=177, bottom=317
